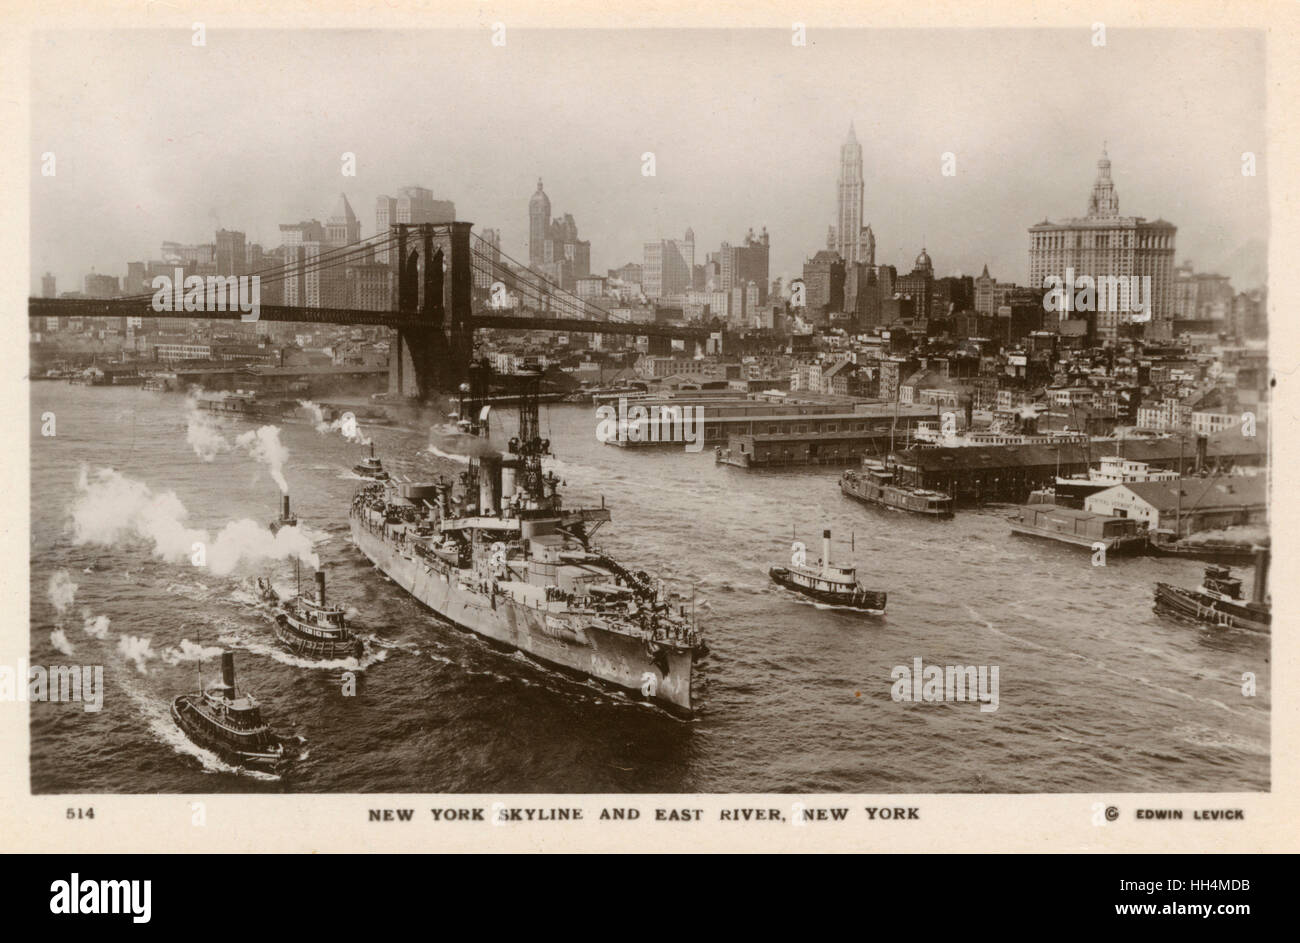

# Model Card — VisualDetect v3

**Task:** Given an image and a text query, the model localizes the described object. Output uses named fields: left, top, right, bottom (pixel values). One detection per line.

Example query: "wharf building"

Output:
left=891, top=429, right=1265, bottom=505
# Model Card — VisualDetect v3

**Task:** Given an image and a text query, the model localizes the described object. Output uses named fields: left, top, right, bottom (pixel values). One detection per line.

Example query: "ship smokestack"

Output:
left=1195, top=434, right=1208, bottom=475
left=221, top=651, right=235, bottom=691
left=282, top=494, right=291, bottom=520
left=316, top=570, right=326, bottom=607
left=479, top=456, right=501, bottom=516
left=1252, top=548, right=1269, bottom=605
left=501, top=461, right=516, bottom=510
left=822, top=528, right=831, bottom=574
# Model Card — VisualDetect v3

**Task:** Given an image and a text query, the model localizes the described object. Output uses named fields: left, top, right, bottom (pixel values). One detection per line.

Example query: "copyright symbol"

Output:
left=1105, top=806, right=1120, bottom=822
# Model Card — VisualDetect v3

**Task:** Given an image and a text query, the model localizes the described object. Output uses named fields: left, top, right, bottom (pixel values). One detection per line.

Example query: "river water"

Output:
left=28, top=383, right=1269, bottom=793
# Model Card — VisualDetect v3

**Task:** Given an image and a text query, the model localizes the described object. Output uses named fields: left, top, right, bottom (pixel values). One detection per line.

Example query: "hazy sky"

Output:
left=30, top=28, right=1268, bottom=295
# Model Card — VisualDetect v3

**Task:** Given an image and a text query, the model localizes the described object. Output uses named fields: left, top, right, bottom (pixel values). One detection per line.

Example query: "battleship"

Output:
left=170, top=652, right=285, bottom=771
left=769, top=529, right=887, bottom=612
left=348, top=366, right=705, bottom=714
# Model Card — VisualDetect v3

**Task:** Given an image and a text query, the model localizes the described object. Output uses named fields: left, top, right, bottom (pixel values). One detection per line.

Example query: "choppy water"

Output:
left=28, top=383, right=1269, bottom=792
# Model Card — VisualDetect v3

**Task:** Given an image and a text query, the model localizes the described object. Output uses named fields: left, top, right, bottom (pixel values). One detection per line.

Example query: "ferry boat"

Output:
left=194, top=389, right=296, bottom=421
left=1007, top=504, right=1147, bottom=552
left=1154, top=550, right=1270, bottom=633
left=261, top=570, right=365, bottom=660
left=348, top=365, right=705, bottom=715
left=1053, top=454, right=1180, bottom=509
left=840, top=459, right=954, bottom=517
left=353, top=442, right=389, bottom=480
left=768, top=529, right=887, bottom=612
left=170, top=652, right=285, bottom=771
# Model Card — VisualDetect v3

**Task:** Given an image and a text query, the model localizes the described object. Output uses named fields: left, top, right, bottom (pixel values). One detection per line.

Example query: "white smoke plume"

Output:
left=300, top=401, right=371, bottom=445
left=48, top=569, right=78, bottom=617
left=204, top=517, right=320, bottom=575
left=50, top=628, right=75, bottom=656
left=70, top=467, right=320, bottom=576
left=72, top=467, right=205, bottom=563
left=81, top=608, right=111, bottom=640
left=429, top=422, right=501, bottom=459
left=186, top=397, right=233, bottom=462
left=118, top=634, right=155, bottom=674
left=162, top=638, right=224, bottom=666
left=235, top=425, right=291, bottom=494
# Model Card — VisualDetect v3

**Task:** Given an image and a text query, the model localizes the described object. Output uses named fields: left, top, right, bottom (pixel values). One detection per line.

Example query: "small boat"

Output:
left=1154, top=549, right=1271, bottom=633
left=769, top=529, right=887, bottom=612
left=267, top=570, right=365, bottom=660
left=353, top=442, right=389, bottom=480
left=170, top=652, right=285, bottom=771
left=841, top=459, right=954, bottom=517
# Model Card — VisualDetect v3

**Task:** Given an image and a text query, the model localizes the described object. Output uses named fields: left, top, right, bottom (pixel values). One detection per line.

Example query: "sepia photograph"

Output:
left=3, top=0, right=1297, bottom=865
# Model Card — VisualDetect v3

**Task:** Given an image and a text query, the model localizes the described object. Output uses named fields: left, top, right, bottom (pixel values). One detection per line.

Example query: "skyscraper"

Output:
left=215, top=229, right=246, bottom=276
left=642, top=230, right=695, bottom=300
left=1028, top=147, right=1177, bottom=342
left=375, top=187, right=456, bottom=262
left=527, top=180, right=592, bottom=291
left=718, top=227, right=771, bottom=306
left=830, top=124, right=876, bottom=268
left=528, top=178, right=551, bottom=265
left=326, top=194, right=361, bottom=248
left=476, top=228, right=502, bottom=289
left=836, top=124, right=864, bottom=265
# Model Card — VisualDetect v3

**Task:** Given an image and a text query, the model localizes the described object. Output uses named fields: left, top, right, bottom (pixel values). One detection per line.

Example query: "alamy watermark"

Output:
left=0, top=660, right=104, bottom=712
left=595, top=397, right=704, bottom=452
left=151, top=268, right=261, bottom=321
left=1042, top=269, right=1150, bottom=322
left=890, top=657, right=999, bottom=712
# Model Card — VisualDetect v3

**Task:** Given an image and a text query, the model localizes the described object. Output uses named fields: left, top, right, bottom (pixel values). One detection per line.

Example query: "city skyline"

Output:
left=31, top=29, right=1267, bottom=295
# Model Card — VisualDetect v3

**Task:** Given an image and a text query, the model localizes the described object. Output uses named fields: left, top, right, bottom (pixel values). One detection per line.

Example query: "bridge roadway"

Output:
left=27, top=297, right=714, bottom=340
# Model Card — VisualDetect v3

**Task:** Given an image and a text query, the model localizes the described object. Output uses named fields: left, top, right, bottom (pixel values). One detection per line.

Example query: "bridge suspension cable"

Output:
left=468, top=232, right=638, bottom=325
left=110, top=230, right=401, bottom=304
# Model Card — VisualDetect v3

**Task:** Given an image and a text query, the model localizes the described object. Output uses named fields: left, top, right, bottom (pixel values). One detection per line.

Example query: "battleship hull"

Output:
left=350, top=518, right=694, bottom=714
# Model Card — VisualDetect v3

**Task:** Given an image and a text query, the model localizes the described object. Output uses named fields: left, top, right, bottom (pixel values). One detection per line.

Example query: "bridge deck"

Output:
left=28, top=298, right=712, bottom=339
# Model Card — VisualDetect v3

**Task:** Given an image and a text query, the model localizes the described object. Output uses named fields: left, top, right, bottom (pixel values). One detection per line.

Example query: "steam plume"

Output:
left=70, top=467, right=319, bottom=576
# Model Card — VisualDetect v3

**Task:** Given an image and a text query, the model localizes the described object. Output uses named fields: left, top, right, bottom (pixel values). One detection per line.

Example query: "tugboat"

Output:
left=841, top=459, right=954, bottom=517
left=353, top=442, right=389, bottom=480
left=1154, top=548, right=1271, bottom=633
left=769, top=529, right=887, bottom=612
left=269, top=494, right=297, bottom=534
left=267, top=570, right=365, bottom=660
left=170, top=651, right=285, bottom=771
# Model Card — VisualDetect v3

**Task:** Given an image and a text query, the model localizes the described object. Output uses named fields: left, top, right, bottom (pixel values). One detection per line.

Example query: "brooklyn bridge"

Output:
left=28, top=222, right=714, bottom=399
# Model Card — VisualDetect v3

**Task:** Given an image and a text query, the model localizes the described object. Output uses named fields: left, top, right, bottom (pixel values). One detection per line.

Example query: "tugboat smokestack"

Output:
left=823, top=529, right=832, bottom=573
left=221, top=652, right=235, bottom=690
left=1252, top=548, right=1269, bottom=605
left=282, top=494, right=291, bottom=520
left=316, top=570, right=326, bottom=607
